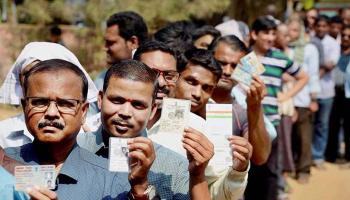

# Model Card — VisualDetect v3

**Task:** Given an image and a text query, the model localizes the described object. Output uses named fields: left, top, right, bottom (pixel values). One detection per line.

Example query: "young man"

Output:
left=5, top=59, right=147, bottom=199
left=94, top=11, right=148, bottom=91
left=209, top=35, right=273, bottom=165
left=313, top=15, right=341, bottom=168
left=134, top=41, right=250, bottom=200
left=246, top=16, right=309, bottom=200
left=78, top=60, right=213, bottom=200
left=329, top=16, right=344, bottom=43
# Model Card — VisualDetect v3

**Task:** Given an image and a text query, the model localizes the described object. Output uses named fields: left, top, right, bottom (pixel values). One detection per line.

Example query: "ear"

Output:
left=98, top=90, right=103, bottom=110
left=149, top=103, right=158, bottom=121
left=81, top=102, right=89, bottom=125
left=251, top=30, right=258, bottom=41
left=126, top=36, right=140, bottom=50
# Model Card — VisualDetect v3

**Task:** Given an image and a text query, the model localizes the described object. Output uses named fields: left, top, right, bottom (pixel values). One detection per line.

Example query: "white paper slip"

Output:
left=206, top=104, right=233, bottom=168
left=158, top=98, right=191, bottom=135
left=15, top=165, right=56, bottom=191
left=109, top=137, right=129, bottom=172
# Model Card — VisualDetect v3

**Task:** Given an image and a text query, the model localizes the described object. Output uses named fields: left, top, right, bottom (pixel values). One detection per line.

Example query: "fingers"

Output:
left=184, top=128, right=214, bottom=155
left=183, top=127, right=214, bottom=163
left=27, top=186, right=57, bottom=200
left=228, top=136, right=252, bottom=160
left=128, top=137, right=155, bottom=159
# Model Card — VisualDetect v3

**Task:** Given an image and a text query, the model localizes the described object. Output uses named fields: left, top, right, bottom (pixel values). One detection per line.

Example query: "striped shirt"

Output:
left=259, top=49, right=301, bottom=125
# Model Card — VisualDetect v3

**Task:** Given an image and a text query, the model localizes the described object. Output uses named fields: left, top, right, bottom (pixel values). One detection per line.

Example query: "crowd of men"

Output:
left=0, top=5, right=350, bottom=200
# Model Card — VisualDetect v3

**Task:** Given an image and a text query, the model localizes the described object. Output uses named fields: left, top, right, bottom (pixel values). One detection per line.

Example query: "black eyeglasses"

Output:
left=152, top=68, right=180, bottom=83
left=25, top=97, right=83, bottom=114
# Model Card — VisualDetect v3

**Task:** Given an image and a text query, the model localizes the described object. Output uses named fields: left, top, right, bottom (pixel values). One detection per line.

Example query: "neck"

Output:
left=194, top=107, right=206, bottom=119
left=147, top=109, right=161, bottom=130
left=252, top=45, right=267, bottom=56
left=33, top=139, right=75, bottom=167
left=212, top=87, right=233, bottom=103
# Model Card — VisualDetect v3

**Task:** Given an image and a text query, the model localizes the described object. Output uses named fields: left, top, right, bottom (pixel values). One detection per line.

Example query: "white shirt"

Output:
left=293, top=43, right=321, bottom=107
left=148, top=112, right=248, bottom=200
left=318, top=34, right=341, bottom=99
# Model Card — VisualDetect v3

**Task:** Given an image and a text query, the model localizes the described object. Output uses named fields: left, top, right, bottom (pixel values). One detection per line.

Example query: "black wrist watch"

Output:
left=128, top=185, right=160, bottom=200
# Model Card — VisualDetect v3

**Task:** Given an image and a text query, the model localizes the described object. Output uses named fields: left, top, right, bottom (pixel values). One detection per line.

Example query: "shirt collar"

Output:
left=57, top=144, right=81, bottom=182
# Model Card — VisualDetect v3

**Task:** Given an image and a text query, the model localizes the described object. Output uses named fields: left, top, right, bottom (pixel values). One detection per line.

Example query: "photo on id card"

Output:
left=109, top=137, right=130, bottom=172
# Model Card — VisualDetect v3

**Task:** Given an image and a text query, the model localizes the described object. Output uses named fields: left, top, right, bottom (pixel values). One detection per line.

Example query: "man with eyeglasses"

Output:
left=4, top=59, right=149, bottom=199
left=133, top=41, right=250, bottom=200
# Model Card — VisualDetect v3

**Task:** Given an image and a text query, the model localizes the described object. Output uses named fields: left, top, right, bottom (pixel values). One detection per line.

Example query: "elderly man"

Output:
left=5, top=59, right=154, bottom=200
left=0, top=42, right=99, bottom=148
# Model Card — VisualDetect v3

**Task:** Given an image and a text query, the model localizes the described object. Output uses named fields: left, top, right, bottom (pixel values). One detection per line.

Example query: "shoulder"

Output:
left=4, top=144, right=32, bottom=163
left=76, top=146, right=110, bottom=171
left=77, top=130, right=103, bottom=153
left=267, top=48, right=290, bottom=60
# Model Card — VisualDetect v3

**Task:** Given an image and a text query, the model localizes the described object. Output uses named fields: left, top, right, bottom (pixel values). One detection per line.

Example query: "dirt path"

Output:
left=288, top=162, right=350, bottom=200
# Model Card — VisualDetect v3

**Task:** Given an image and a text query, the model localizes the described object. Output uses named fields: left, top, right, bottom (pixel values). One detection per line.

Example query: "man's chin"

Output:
left=217, top=81, right=234, bottom=91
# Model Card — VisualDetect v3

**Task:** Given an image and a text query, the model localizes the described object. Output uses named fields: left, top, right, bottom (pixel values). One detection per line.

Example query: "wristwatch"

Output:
left=128, top=185, right=160, bottom=200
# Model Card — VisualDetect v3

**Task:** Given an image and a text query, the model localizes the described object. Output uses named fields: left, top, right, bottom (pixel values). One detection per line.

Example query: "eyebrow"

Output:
left=107, top=94, right=149, bottom=106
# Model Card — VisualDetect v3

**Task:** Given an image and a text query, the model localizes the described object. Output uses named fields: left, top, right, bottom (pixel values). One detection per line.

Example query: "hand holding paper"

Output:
left=228, top=135, right=252, bottom=172
left=183, top=127, right=214, bottom=177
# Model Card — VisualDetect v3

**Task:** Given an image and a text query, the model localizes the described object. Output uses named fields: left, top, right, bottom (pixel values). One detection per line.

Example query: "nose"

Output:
left=118, top=102, right=132, bottom=119
left=222, top=64, right=233, bottom=77
left=192, top=85, right=201, bottom=101
left=44, top=101, right=60, bottom=120
left=157, top=73, right=167, bottom=88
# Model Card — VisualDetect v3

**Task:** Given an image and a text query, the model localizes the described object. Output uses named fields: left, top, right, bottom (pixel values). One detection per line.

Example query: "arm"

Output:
left=278, top=69, right=309, bottom=102
left=305, top=44, right=320, bottom=112
left=246, top=75, right=271, bottom=165
left=127, top=137, right=156, bottom=199
left=183, top=127, right=214, bottom=200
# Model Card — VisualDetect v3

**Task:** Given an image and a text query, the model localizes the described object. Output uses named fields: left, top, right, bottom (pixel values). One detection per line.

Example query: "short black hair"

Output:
left=23, top=59, right=88, bottom=101
left=330, top=15, right=343, bottom=24
left=315, top=15, right=330, bottom=25
left=50, top=25, right=62, bottom=36
left=251, top=16, right=277, bottom=33
left=106, top=11, right=148, bottom=44
left=192, top=25, right=221, bottom=41
left=133, top=40, right=177, bottom=62
left=209, top=35, right=248, bottom=53
left=154, top=20, right=195, bottom=54
left=179, top=48, right=222, bottom=82
left=103, top=60, right=158, bottom=102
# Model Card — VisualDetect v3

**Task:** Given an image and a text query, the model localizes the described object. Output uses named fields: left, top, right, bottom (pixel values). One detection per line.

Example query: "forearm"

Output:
left=247, top=106, right=271, bottom=165
left=285, top=73, right=309, bottom=99
left=190, top=175, right=211, bottom=200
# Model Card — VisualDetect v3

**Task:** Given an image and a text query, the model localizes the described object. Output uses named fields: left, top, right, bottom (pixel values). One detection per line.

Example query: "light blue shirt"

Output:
left=0, top=167, right=30, bottom=200
left=5, top=143, right=130, bottom=200
left=77, top=127, right=190, bottom=200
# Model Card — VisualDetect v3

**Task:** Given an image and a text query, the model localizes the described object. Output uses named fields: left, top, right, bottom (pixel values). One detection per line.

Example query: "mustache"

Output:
left=111, top=118, right=133, bottom=128
left=38, top=120, right=65, bottom=130
left=157, top=87, right=170, bottom=96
